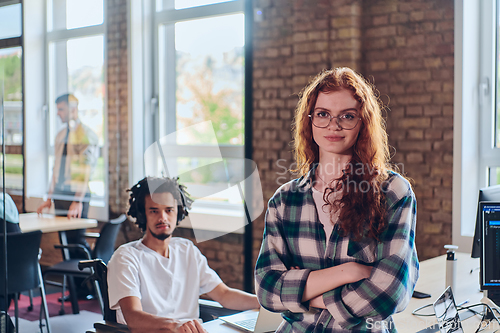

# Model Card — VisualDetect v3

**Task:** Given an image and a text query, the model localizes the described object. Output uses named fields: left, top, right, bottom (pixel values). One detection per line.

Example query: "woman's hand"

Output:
left=309, top=295, right=326, bottom=309
left=300, top=261, right=372, bottom=303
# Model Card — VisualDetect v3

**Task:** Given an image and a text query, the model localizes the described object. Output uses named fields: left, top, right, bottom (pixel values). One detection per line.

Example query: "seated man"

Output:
left=108, top=177, right=260, bottom=333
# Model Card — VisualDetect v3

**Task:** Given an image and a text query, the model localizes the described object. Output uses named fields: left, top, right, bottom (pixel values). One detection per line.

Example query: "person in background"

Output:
left=36, top=93, right=99, bottom=299
left=255, top=67, right=419, bottom=332
left=0, top=192, right=21, bottom=317
left=0, top=192, right=21, bottom=233
left=108, top=176, right=260, bottom=333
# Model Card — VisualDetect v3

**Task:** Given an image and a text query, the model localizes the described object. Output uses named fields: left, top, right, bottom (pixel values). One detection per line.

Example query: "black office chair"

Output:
left=0, top=230, right=51, bottom=333
left=43, top=214, right=127, bottom=316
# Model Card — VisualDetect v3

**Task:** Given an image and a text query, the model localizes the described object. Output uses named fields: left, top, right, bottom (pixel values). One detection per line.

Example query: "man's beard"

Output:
left=148, top=227, right=172, bottom=241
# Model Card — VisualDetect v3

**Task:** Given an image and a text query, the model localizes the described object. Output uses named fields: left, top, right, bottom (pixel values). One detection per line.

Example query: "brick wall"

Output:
left=107, top=0, right=130, bottom=218
left=361, top=0, right=454, bottom=259
left=251, top=0, right=454, bottom=264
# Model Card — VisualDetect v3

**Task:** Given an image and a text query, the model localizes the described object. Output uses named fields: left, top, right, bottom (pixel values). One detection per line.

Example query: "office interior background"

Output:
left=0, top=0, right=497, bottom=291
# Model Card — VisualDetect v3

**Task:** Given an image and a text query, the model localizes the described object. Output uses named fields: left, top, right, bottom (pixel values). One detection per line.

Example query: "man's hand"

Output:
left=37, top=199, right=52, bottom=215
left=175, top=319, right=207, bottom=333
left=67, top=201, right=83, bottom=218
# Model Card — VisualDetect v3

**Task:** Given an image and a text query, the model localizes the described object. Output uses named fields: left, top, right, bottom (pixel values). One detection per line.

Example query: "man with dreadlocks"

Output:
left=107, top=177, right=259, bottom=333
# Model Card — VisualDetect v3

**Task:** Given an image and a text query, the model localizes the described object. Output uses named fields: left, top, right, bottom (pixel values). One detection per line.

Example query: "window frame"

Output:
left=24, top=0, right=108, bottom=220
left=131, top=0, right=248, bottom=234
left=453, top=0, right=500, bottom=251
left=0, top=0, right=24, bottom=196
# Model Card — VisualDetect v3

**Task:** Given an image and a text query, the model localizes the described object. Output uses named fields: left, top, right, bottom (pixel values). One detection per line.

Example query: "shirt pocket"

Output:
left=346, top=237, right=377, bottom=264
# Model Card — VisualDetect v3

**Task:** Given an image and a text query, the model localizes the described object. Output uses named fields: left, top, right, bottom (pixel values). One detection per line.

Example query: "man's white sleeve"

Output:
left=193, top=245, right=223, bottom=295
left=107, top=248, right=142, bottom=310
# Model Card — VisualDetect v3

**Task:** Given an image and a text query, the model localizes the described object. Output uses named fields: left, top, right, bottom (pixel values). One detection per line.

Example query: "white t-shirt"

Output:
left=107, top=237, right=223, bottom=325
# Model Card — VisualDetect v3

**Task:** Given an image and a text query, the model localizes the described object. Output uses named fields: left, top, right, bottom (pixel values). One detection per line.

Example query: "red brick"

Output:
left=407, top=129, right=424, bottom=139
left=423, top=106, right=442, bottom=116
left=406, top=152, right=424, bottom=163
left=365, top=25, right=397, bottom=38
left=436, top=21, right=454, bottom=32
left=409, top=11, right=425, bottom=22
left=372, top=15, right=389, bottom=26
left=432, top=117, right=453, bottom=129
left=396, top=94, right=433, bottom=105
left=390, top=12, right=409, bottom=24
left=398, top=141, right=433, bottom=151
left=407, top=35, right=426, bottom=46
left=406, top=106, right=423, bottom=116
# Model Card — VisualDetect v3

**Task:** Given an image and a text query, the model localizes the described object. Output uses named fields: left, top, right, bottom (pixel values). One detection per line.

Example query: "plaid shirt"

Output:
left=255, top=169, right=419, bottom=333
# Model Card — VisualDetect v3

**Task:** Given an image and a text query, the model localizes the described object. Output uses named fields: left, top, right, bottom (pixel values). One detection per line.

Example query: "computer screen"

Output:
left=471, top=185, right=500, bottom=258
left=479, top=202, right=500, bottom=291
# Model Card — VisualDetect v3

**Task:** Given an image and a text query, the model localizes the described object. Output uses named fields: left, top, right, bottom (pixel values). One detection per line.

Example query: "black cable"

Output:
left=412, top=302, right=499, bottom=319
left=412, top=302, right=500, bottom=333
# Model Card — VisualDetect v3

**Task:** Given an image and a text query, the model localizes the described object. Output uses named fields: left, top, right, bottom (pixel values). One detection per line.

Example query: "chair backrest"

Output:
left=79, top=259, right=116, bottom=322
left=0, top=220, right=21, bottom=233
left=92, top=214, right=126, bottom=264
left=0, top=230, right=43, bottom=293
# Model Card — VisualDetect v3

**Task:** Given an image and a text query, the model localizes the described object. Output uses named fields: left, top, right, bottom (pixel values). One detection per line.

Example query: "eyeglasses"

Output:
left=308, top=110, right=361, bottom=130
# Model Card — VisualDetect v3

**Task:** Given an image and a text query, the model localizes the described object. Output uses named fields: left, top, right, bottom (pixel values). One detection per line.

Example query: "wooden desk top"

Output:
left=19, top=212, right=98, bottom=233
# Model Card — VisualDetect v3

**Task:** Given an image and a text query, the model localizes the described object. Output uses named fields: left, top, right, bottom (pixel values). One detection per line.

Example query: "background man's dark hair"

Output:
left=55, top=93, right=78, bottom=105
left=127, top=176, right=193, bottom=231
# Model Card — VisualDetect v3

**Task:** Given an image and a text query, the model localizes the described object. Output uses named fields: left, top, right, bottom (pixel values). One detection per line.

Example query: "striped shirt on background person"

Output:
left=255, top=168, right=419, bottom=333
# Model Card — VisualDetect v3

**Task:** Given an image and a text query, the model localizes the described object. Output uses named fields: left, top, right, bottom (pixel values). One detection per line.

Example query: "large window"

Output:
left=492, top=1, right=500, bottom=186
left=44, top=0, right=107, bottom=213
left=478, top=0, right=500, bottom=189
left=454, top=0, right=500, bottom=250
left=0, top=2, right=23, bottom=193
left=135, top=0, right=248, bottom=234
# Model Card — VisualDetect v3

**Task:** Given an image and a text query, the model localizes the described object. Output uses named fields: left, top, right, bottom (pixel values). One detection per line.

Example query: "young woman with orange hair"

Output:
left=255, top=67, right=419, bottom=332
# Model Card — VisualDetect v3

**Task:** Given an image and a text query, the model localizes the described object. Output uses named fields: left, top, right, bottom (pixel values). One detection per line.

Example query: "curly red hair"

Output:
left=292, top=67, right=394, bottom=240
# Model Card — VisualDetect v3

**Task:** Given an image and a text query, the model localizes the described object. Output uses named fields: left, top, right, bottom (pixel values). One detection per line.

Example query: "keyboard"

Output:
left=234, top=318, right=257, bottom=331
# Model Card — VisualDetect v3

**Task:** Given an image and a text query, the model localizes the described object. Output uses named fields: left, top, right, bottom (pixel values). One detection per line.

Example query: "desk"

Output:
left=19, top=213, right=98, bottom=314
left=19, top=212, right=98, bottom=233
left=20, top=212, right=98, bottom=260
left=203, top=253, right=485, bottom=333
left=393, top=252, right=484, bottom=333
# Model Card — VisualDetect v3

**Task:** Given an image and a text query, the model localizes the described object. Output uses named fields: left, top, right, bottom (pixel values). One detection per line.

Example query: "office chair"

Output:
left=43, top=214, right=126, bottom=316
left=0, top=230, right=51, bottom=333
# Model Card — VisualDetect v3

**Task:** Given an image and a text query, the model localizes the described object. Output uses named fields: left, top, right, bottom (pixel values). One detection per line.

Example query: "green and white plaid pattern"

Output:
left=255, top=169, right=419, bottom=333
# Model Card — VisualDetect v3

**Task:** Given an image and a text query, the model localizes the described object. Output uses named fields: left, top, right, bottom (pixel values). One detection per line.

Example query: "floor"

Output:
left=14, top=310, right=103, bottom=333
left=9, top=281, right=103, bottom=333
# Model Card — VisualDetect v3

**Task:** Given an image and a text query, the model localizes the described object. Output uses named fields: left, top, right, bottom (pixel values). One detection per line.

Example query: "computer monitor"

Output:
left=479, top=202, right=500, bottom=287
left=478, top=201, right=500, bottom=307
left=471, top=185, right=500, bottom=258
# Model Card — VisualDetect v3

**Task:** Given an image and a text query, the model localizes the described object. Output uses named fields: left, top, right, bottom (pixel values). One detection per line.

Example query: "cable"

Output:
left=412, top=303, right=435, bottom=317
left=412, top=302, right=500, bottom=319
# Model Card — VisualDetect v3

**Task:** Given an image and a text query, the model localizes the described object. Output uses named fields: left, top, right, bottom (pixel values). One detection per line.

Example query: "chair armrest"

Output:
left=93, top=320, right=130, bottom=333
left=54, top=244, right=92, bottom=259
